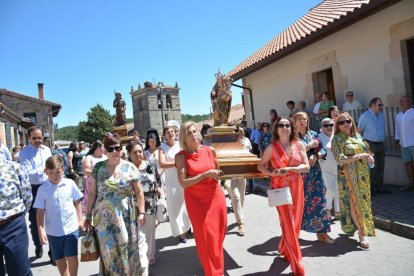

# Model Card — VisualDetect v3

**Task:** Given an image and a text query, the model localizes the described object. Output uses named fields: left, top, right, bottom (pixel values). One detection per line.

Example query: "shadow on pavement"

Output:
left=247, top=236, right=280, bottom=257
left=243, top=256, right=292, bottom=276
left=300, top=233, right=363, bottom=257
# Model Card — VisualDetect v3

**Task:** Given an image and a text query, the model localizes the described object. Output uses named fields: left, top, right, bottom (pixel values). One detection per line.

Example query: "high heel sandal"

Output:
left=359, top=236, right=369, bottom=249
left=237, top=223, right=245, bottom=237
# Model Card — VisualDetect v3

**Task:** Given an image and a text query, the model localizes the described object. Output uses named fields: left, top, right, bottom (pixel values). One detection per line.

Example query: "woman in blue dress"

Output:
left=293, top=112, right=334, bottom=244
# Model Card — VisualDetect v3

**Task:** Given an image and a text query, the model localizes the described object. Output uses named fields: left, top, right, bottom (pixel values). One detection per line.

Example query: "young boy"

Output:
left=34, top=155, right=83, bottom=276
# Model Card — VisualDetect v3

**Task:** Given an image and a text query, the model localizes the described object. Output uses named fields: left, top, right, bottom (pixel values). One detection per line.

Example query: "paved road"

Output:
left=29, top=189, right=414, bottom=275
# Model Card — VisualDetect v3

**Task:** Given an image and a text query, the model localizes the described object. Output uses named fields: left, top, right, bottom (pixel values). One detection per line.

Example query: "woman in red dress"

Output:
left=175, top=121, right=227, bottom=276
left=258, top=116, right=309, bottom=276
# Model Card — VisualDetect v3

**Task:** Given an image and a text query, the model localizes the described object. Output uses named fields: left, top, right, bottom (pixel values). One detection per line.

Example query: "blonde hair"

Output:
left=334, top=112, right=357, bottom=136
left=179, top=121, right=203, bottom=150
left=293, top=112, right=310, bottom=133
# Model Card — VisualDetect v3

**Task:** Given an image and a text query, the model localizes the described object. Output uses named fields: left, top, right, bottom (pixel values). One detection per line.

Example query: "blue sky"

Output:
left=0, top=0, right=320, bottom=128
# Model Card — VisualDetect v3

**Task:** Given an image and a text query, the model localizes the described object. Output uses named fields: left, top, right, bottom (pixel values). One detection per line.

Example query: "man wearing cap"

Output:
left=0, top=156, right=32, bottom=275
left=342, top=91, right=362, bottom=112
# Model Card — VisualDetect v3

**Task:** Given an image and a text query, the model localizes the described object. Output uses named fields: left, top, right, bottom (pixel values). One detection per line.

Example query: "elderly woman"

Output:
left=331, top=112, right=375, bottom=249
left=83, top=134, right=147, bottom=275
left=81, top=140, right=107, bottom=214
left=175, top=121, right=227, bottom=276
left=293, top=112, right=333, bottom=244
left=258, top=116, right=309, bottom=276
left=318, top=118, right=340, bottom=218
left=159, top=126, right=191, bottom=242
left=128, top=141, right=161, bottom=266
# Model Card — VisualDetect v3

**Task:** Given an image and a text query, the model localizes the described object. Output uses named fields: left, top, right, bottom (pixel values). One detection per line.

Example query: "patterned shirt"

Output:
left=358, top=109, right=385, bottom=142
left=138, top=160, right=161, bottom=215
left=0, top=144, right=11, bottom=161
left=0, top=157, right=32, bottom=220
left=19, top=144, right=52, bottom=185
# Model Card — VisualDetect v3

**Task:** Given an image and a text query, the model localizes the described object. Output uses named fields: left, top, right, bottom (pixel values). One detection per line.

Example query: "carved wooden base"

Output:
left=204, top=126, right=265, bottom=180
left=112, top=125, right=133, bottom=145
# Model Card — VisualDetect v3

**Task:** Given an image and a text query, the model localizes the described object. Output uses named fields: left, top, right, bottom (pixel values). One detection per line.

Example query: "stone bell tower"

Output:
left=130, top=81, right=182, bottom=136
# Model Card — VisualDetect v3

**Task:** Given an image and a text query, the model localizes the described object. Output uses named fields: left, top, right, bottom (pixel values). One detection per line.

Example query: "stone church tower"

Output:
left=130, top=81, right=182, bottom=136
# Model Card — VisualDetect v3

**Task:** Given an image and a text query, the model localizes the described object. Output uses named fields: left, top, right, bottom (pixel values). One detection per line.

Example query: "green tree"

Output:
left=181, top=113, right=211, bottom=123
left=77, top=104, right=113, bottom=143
left=55, top=126, right=78, bottom=141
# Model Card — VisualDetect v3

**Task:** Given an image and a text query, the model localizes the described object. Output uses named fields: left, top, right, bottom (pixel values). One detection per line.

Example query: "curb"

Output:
left=252, top=180, right=414, bottom=240
left=373, top=216, right=414, bottom=240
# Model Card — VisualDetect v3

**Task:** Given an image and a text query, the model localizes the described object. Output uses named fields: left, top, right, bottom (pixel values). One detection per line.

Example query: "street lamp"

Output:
left=157, top=83, right=165, bottom=130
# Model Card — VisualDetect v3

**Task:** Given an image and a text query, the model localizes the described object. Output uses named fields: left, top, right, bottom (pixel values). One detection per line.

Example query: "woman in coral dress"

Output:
left=175, top=121, right=227, bottom=276
left=258, top=116, right=309, bottom=276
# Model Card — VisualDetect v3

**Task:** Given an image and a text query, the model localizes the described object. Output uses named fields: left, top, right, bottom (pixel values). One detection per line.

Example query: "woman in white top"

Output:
left=159, top=126, right=191, bottom=242
left=318, top=118, right=340, bottom=218
left=228, top=125, right=252, bottom=236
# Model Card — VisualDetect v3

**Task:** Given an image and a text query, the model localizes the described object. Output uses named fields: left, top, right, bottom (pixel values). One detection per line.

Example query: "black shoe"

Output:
left=376, top=188, right=392, bottom=194
left=35, top=247, right=43, bottom=258
left=50, top=258, right=56, bottom=266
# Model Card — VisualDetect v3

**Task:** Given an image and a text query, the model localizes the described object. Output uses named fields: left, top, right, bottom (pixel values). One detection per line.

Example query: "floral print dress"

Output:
left=298, top=130, right=331, bottom=233
left=138, top=160, right=161, bottom=215
left=331, top=132, right=375, bottom=237
left=91, top=160, right=141, bottom=275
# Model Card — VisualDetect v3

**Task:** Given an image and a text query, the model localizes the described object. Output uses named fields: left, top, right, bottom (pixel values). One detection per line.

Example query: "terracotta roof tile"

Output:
left=227, top=0, right=375, bottom=79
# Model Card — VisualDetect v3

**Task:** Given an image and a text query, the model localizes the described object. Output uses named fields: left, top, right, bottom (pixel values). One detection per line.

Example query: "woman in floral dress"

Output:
left=84, top=134, right=147, bottom=275
left=331, top=112, right=375, bottom=249
left=293, top=112, right=334, bottom=244
left=128, top=141, right=162, bottom=265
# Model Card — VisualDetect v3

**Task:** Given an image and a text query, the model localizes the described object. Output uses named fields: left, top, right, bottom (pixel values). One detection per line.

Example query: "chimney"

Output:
left=37, top=83, right=44, bottom=100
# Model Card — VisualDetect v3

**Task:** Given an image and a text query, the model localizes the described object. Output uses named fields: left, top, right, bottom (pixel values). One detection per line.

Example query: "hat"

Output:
left=167, top=120, right=180, bottom=129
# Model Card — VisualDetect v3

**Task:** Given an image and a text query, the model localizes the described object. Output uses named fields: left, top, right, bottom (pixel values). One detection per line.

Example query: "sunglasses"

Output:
left=378, top=104, right=384, bottom=107
left=338, top=119, right=352, bottom=126
left=107, top=145, right=122, bottom=153
left=277, top=123, right=291, bottom=129
left=323, top=123, right=334, bottom=128
left=263, top=125, right=269, bottom=128
left=346, top=94, right=353, bottom=97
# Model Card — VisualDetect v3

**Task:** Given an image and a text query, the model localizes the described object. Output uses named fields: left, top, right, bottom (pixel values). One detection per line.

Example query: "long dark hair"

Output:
left=145, top=128, right=161, bottom=150
left=87, top=140, right=103, bottom=156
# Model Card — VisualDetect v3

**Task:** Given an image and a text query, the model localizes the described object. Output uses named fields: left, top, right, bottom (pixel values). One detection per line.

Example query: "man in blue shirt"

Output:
left=0, top=156, right=33, bottom=275
left=357, top=97, right=391, bottom=195
left=19, top=126, right=54, bottom=263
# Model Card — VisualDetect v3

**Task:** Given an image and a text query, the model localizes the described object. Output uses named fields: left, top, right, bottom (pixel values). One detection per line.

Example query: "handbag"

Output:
left=156, top=197, right=168, bottom=223
left=80, top=229, right=99, bottom=262
left=267, top=187, right=293, bottom=207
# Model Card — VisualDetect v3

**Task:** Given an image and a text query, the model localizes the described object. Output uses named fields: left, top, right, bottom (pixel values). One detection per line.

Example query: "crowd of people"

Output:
left=0, top=94, right=413, bottom=276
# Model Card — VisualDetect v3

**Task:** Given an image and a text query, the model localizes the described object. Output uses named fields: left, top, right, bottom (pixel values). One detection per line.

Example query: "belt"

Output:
left=365, top=140, right=384, bottom=145
left=0, top=213, right=22, bottom=226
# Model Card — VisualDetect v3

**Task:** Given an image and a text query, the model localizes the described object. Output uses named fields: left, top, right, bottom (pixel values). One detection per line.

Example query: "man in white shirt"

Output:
left=313, top=93, right=322, bottom=115
left=19, top=126, right=53, bottom=262
left=395, top=96, right=414, bottom=191
left=342, top=91, right=362, bottom=112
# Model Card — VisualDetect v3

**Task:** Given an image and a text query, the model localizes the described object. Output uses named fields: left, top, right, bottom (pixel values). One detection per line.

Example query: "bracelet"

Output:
left=138, top=212, right=145, bottom=215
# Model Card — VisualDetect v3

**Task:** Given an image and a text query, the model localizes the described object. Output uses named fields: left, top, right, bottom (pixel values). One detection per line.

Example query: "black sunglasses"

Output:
left=107, top=145, right=122, bottom=153
left=323, top=123, right=334, bottom=128
left=277, top=123, right=291, bottom=129
left=346, top=94, right=353, bottom=97
left=338, top=119, right=352, bottom=126
left=378, top=104, right=384, bottom=107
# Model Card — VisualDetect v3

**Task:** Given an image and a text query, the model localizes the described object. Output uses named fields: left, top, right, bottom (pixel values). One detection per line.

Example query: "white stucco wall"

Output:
left=243, top=0, right=414, bottom=123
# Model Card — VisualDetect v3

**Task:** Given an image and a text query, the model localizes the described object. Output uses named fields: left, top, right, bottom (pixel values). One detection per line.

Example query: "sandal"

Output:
left=237, top=223, right=245, bottom=237
left=359, top=236, right=369, bottom=249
